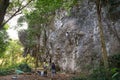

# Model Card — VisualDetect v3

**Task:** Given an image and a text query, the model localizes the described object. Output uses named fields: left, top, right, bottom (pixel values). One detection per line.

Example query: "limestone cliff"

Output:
left=47, top=0, right=120, bottom=73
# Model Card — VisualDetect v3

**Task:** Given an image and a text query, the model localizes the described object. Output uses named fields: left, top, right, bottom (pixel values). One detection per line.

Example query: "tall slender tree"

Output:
left=96, top=0, right=109, bottom=78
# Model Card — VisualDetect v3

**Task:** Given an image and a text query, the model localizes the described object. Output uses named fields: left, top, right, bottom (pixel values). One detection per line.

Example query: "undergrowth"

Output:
left=71, top=53, right=120, bottom=80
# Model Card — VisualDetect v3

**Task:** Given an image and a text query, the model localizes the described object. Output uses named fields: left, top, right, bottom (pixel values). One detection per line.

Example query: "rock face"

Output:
left=47, top=0, right=120, bottom=74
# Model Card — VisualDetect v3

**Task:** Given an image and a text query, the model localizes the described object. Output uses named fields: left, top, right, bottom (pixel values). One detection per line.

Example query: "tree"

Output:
left=18, top=0, right=77, bottom=68
left=0, top=30, right=9, bottom=57
left=0, top=0, right=9, bottom=29
left=0, top=40, right=23, bottom=67
left=6, top=40, right=23, bottom=65
left=96, top=0, right=109, bottom=79
left=0, top=0, right=34, bottom=29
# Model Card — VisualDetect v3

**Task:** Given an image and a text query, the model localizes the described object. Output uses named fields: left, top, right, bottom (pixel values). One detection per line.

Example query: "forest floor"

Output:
left=0, top=72, right=75, bottom=80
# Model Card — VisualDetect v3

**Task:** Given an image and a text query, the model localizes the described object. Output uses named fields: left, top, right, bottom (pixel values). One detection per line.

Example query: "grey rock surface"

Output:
left=47, top=0, right=120, bottom=73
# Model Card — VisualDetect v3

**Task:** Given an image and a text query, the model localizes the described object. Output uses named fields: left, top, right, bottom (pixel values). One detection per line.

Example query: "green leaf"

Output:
left=112, top=72, right=119, bottom=78
left=4, top=24, right=9, bottom=30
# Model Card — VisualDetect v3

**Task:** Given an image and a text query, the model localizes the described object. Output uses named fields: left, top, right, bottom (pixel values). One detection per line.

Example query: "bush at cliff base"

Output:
left=17, top=63, right=31, bottom=72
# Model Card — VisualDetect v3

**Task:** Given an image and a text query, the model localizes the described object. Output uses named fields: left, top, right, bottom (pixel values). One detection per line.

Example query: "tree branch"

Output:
left=1, top=0, right=34, bottom=27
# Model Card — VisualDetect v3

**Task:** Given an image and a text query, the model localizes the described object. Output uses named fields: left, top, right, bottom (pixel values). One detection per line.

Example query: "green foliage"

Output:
left=109, top=54, right=120, bottom=69
left=21, top=0, right=77, bottom=39
left=88, top=54, right=119, bottom=80
left=0, top=64, right=19, bottom=76
left=17, top=63, right=31, bottom=72
left=6, top=40, right=23, bottom=65
left=71, top=77, right=87, bottom=80
left=71, top=67, right=120, bottom=80
left=0, top=40, right=23, bottom=67
left=0, top=40, right=31, bottom=76
left=108, top=54, right=120, bottom=80
left=4, top=24, right=9, bottom=30
left=7, top=0, right=33, bottom=14
left=6, top=40, right=23, bottom=55
left=18, top=0, right=79, bottom=58
left=112, top=72, right=120, bottom=80
left=0, top=30, right=9, bottom=57
left=23, top=0, right=77, bottom=27
left=35, top=0, right=62, bottom=13
left=89, top=68, right=107, bottom=80
left=8, top=0, right=22, bottom=10
left=0, top=69, right=13, bottom=76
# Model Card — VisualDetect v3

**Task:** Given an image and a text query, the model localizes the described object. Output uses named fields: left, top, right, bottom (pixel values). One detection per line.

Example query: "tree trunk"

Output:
left=96, top=0, right=109, bottom=78
left=35, top=46, right=39, bottom=68
left=35, top=54, right=39, bottom=68
left=0, top=0, right=9, bottom=29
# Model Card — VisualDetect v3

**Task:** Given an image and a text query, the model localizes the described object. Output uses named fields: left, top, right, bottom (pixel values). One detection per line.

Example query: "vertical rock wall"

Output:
left=47, top=0, right=120, bottom=74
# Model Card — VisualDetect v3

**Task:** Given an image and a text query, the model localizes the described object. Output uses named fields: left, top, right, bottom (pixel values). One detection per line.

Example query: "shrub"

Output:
left=88, top=67, right=107, bottom=80
left=17, top=63, right=31, bottom=72
left=0, top=64, right=18, bottom=76
left=109, top=54, right=120, bottom=69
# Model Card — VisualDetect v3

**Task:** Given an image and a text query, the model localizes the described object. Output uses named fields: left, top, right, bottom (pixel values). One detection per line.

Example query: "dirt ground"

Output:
left=0, top=72, right=74, bottom=80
